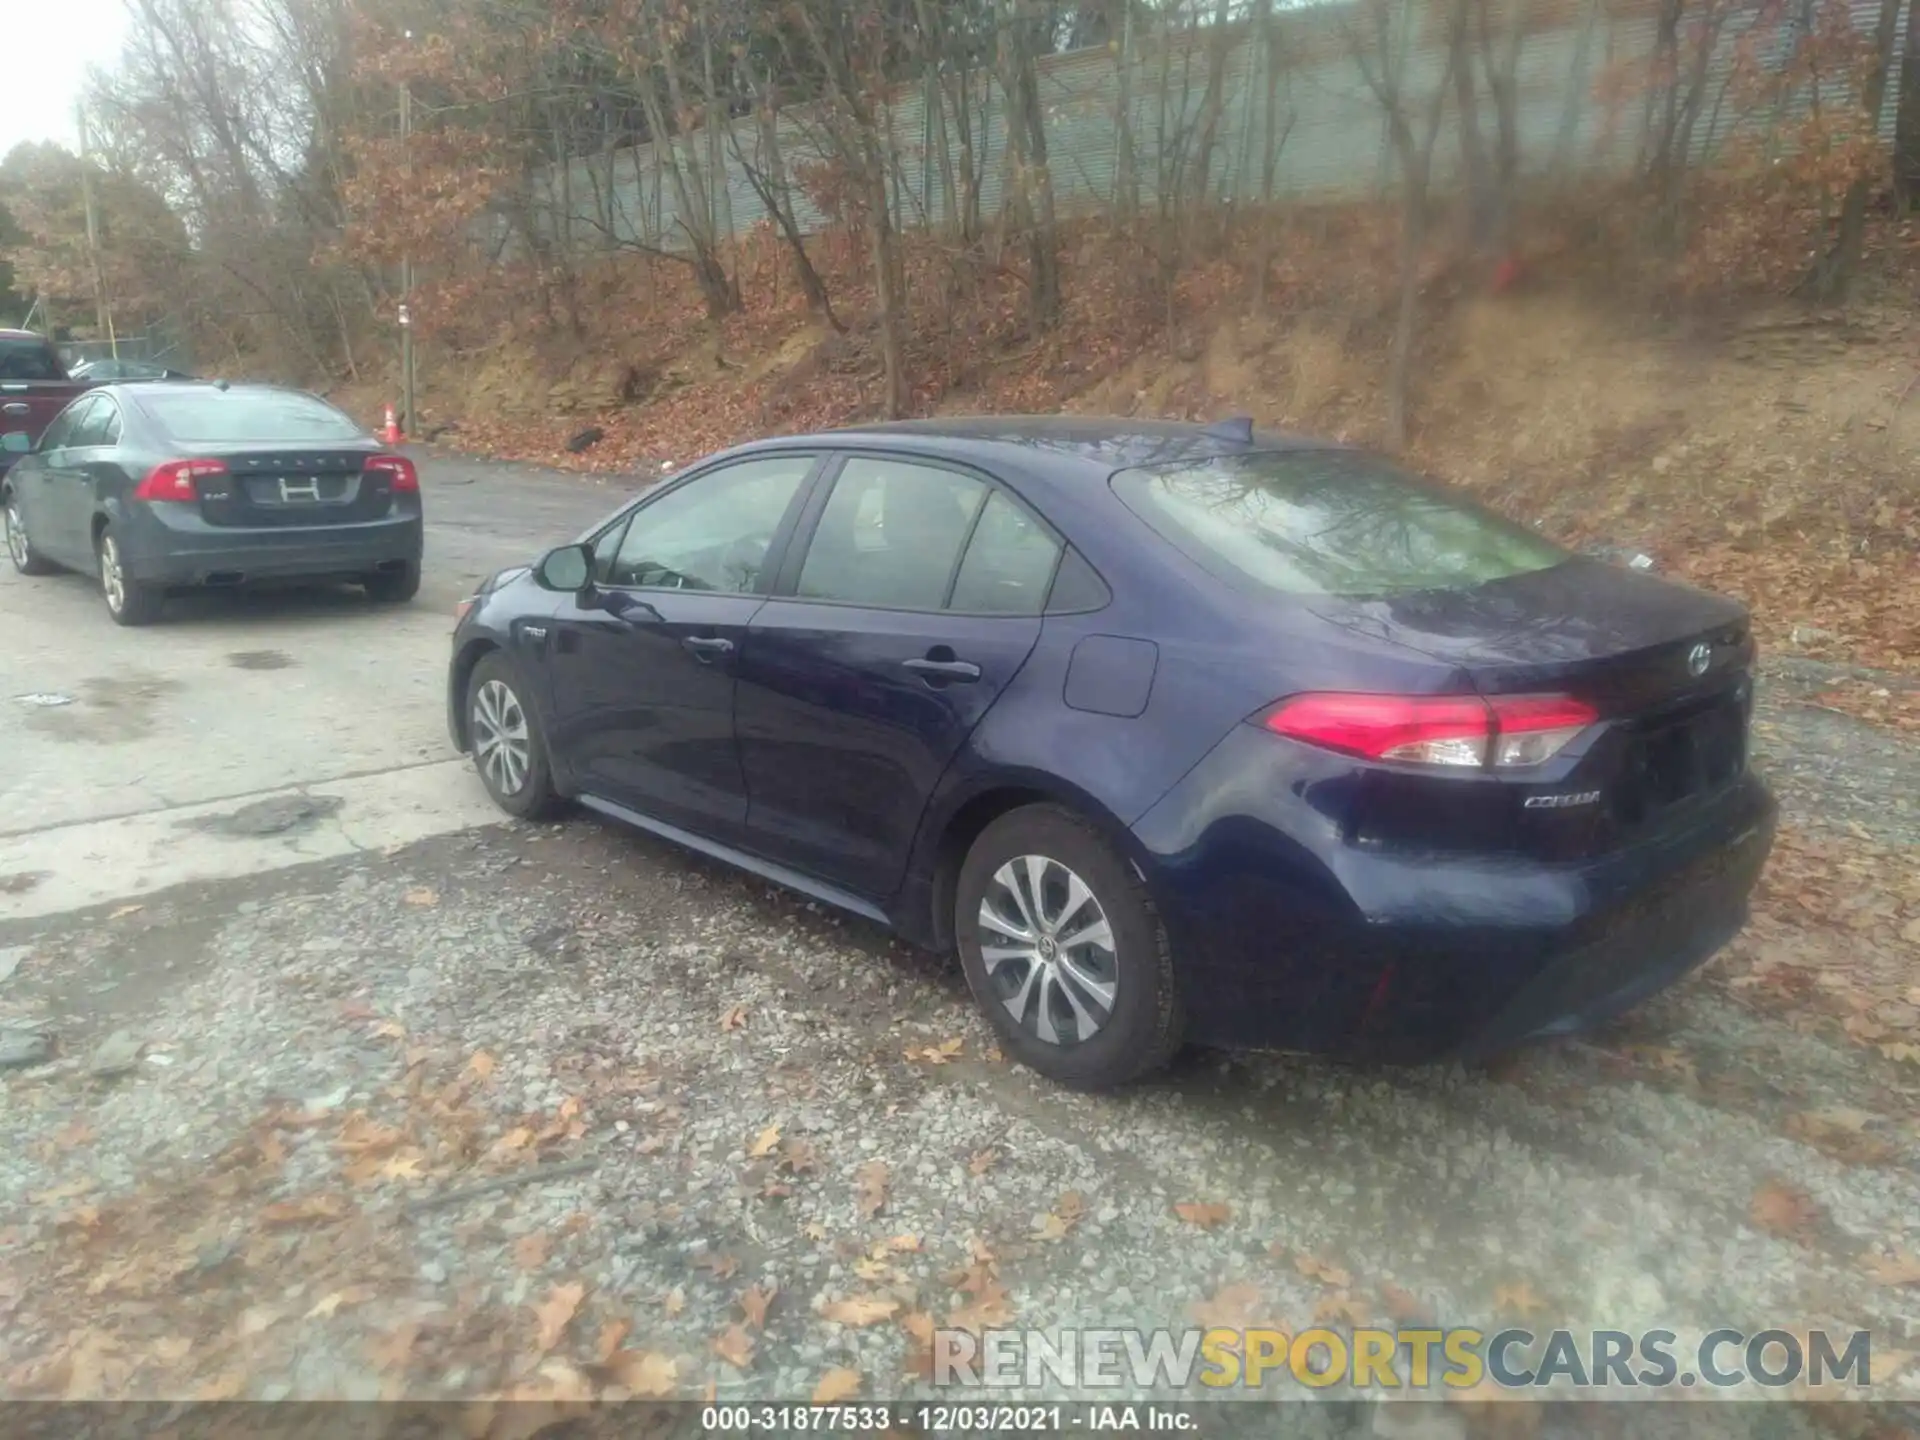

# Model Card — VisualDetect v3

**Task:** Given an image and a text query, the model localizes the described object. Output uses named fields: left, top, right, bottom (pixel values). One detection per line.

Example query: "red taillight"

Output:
left=365, top=454, right=418, bottom=492
left=1262, top=692, right=1597, bottom=769
left=134, top=458, right=226, bottom=503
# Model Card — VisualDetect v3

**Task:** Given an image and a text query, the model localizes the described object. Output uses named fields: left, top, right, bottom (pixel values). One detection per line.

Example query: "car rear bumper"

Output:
left=117, top=507, right=423, bottom=587
left=1131, top=724, right=1777, bottom=1063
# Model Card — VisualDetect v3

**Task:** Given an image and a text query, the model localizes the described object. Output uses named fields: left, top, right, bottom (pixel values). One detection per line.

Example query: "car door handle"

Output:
left=903, top=657, right=981, bottom=682
left=682, top=636, right=734, bottom=661
left=1, top=403, right=27, bottom=416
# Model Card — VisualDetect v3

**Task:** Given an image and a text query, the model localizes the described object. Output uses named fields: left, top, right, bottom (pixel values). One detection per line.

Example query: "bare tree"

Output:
left=1346, top=0, right=1461, bottom=447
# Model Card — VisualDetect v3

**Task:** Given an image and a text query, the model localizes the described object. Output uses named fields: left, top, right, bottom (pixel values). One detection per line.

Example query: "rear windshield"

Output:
left=137, top=389, right=364, bottom=445
left=1111, top=449, right=1568, bottom=597
left=0, top=337, right=66, bottom=382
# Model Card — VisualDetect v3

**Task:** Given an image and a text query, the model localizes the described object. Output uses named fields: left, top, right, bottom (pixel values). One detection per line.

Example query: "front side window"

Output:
left=1112, top=449, right=1569, bottom=598
left=796, top=457, right=988, bottom=610
left=604, top=455, right=814, bottom=593
left=0, top=337, right=65, bottom=382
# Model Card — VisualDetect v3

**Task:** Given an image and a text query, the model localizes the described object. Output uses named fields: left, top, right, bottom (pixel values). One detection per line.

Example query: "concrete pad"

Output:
left=0, top=759, right=506, bottom=923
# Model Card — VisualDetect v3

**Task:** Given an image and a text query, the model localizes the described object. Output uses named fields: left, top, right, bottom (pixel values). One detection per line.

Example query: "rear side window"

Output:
left=0, top=337, right=66, bottom=381
left=38, top=396, right=97, bottom=451
left=1112, top=449, right=1568, bottom=597
left=71, top=398, right=121, bottom=447
left=137, top=389, right=363, bottom=445
left=949, top=490, right=1062, bottom=614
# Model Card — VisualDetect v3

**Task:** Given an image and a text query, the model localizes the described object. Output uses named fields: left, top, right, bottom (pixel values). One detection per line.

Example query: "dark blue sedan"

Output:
left=447, top=417, right=1775, bottom=1088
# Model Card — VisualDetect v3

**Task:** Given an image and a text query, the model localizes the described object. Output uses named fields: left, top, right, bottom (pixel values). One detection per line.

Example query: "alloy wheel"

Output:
left=976, top=854, right=1119, bottom=1046
left=100, top=536, right=126, bottom=613
left=472, top=678, right=531, bottom=797
left=5, top=502, right=27, bottom=569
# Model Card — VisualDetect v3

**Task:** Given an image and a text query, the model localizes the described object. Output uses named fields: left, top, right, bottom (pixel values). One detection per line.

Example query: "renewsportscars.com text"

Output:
left=933, top=1326, right=1879, bottom=1393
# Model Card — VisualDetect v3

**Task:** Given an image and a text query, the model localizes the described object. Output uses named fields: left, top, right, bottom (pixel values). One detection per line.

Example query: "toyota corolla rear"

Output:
left=1116, top=447, right=1776, bottom=1063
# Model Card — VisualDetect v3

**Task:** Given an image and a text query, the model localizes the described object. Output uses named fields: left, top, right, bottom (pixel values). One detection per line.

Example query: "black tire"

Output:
left=955, top=803, right=1184, bottom=1090
left=97, top=524, right=163, bottom=626
left=364, top=561, right=421, bottom=603
left=466, top=652, right=563, bottom=820
left=4, top=489, right=56, bottom=576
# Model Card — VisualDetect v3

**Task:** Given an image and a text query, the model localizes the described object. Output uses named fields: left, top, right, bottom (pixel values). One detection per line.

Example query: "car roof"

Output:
left=727, top=414, right=1339, bottom=485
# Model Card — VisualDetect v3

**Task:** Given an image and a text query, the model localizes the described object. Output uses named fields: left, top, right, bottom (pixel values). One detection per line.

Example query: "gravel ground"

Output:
left=0, top=664, right=1917, bottom=1438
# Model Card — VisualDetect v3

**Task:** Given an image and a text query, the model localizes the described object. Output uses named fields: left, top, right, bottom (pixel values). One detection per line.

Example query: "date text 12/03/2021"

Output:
left=699, top=1405, right=1193, bottom=1432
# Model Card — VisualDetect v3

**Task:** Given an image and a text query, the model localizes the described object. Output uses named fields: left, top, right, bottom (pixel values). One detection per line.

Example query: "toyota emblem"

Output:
left=1687, top=642, right=1712, bottom=678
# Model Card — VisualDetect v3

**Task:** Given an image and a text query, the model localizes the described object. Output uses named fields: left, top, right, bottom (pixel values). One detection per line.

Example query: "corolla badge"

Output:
left=1687, top=642, right=1712, bottom=678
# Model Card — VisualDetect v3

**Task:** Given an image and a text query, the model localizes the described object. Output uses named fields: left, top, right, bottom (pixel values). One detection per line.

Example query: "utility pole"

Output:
left=399, top=38, right=417, bottom=436
left=76, top=101, right=117, bottom=359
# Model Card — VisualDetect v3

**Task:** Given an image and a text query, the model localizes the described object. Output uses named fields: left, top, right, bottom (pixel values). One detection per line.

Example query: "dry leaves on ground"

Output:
left=813, top=1367, right=863, bottom=1402
left=532, top=1283, right=586, bottom=1356
left=1292, top=1253, right=1352, bottom=1288
left=1750, top=1180, right=1823, bottom=1243
left=855, top=1160, right=889, bottom=1219
left=822, top=1295, right=899, bottom=1327
left=1862, top=1249, right=1920, bottom=1287
left=1173, top=1201, right=1232, bottom=1230
left=712, top=1324, right=755, bottom=1370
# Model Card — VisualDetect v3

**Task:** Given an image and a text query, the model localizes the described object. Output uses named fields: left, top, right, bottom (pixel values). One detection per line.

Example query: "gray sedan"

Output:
left=1, top=381, right=422, bottom=626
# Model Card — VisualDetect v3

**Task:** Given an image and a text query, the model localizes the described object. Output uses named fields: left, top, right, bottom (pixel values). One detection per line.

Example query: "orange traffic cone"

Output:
left=381, top=403, right=404, bottom=446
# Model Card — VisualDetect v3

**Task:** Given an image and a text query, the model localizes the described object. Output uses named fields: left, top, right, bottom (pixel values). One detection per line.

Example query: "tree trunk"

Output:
left=1810, top=0, right=1904, bottom=298
left=868, top=166, right=909, bottom=418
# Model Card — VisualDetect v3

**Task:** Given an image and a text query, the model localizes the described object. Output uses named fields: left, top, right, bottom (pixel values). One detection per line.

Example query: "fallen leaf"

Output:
left=1862, top=1249, right=1920, bottom=1287
left=1189, top=1282, right=1266, bottom=1330
left=885, top=1233, right=921, bottom=1252
left=822, top=1295, right=899, bottom=1326
left=748, top=1125, right=781, bottom=1158
left=29, top=1179, right=96, bottom=1205
left=855, top=1160, right=889, bottom=1219
left=694, top=1253, right=741, bottom=1281
left=594, top=1320, right=631, bottom=1364
left=108, top=904, right=143, bottom=920
left=721, top=1006, right=748, bottom=1031
left=967, top=1148, right=999, bottom=1175
left=813, top=1366, right=862, bottom=1402
left=468, top=1051, right=497, bottom=1081
left=1784, top=1109, right=1893, bottom=1164
left=1173, top=1201, right=1232, bottom=1229
left=906, top=1037, right=964, bottom=1064
left=493, top=1126, right=536, bottom=1156
left=372, top=1020, right=406, bottom=1041
left=711, top=1323, right=755, bottom=1370
left=662, top=1287, right=687, bottom=1316
left=1293, top=1253, right=1352, bottom=1288
left=1315, top=1291, right=1370, bottom=1325
left=514, top=1234, right=550, bottom=1271
left=192, top=1373, right=245, bottom=1401
left=740, top=1282, right=777, bottom=1330
left=606, top=1348, right=678, bottom=1398
left=1750, top=1180, right=1822, bottom=1243
left=1380, top=1282, right=1433, bottom=1324
left=404, top=887, right=439, bottom=907
left=533, top=1283, right=587, bottom=1355
left=368, top=1321, right=420, bottom=1374
left=1492, top=1280, right=1549, bottom=1319
left=306, top=1285, right=377, bottom=1319
left=379, top=1153, right=426, bottom=1181
left=258, top=1194, right=349, bottom=1226
left=902, top=1310, right=937, bottom=1380
left=802, top=1222, right=830, bottom=1243
left=948, top=1266, right=1014, bottom=1331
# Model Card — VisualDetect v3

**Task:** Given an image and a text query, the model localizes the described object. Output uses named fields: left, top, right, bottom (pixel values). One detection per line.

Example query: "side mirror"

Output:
left=1, top=432, right=30, bottom=455
left=535, top=542, right=594, bottom=592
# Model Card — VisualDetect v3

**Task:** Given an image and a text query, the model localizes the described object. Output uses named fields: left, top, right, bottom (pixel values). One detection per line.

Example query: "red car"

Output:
left=0, top=330, right=94, bottom=476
